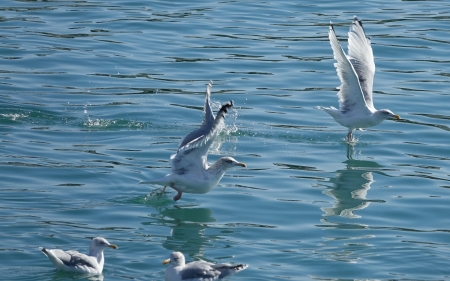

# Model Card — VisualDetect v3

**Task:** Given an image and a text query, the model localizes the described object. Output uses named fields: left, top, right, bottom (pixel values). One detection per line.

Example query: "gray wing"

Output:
left=178, top=81, right=215, bottom=149
left=171, top=95, right=233, bottom=175
left=347, top=17, right=376, bottom=110
left=42, top=248, right=97, bottom=269
left=211, top=263, right=249, bottom=279
left=329, top=22, right=371, bottom=115
left=61, top=250, right=97, bottom=269
left=180, top=261, right=220, bottom=280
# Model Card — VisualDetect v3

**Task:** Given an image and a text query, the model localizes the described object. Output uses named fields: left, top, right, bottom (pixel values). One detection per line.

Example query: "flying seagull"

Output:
left=317, top=17, right=400, bottom=142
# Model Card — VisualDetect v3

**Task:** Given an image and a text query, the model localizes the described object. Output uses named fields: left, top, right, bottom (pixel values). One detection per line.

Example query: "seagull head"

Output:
left=163, top=251, right=185, bottom=267
left=90, top=237, right=118, bottom=254
left=376, top=109, right=400, bottom=121
left=218, top=156, right=247, bottom=170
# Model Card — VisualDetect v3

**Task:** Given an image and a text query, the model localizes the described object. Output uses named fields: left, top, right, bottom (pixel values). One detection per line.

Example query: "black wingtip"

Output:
left=218, top=100, right=233, bottom=115
left=353, top=16, right=363, bottom=28
left=39, top=247, right=49, bottom=256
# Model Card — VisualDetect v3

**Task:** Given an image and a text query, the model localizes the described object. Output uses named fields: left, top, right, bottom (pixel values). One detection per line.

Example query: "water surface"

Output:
left=1, top=0, right=450, bottom=280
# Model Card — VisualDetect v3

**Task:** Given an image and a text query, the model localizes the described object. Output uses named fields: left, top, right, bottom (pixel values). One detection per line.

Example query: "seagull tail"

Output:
left=140, top=174, right=175, bottom=186
left=216, top=263, right=249, bottom=278
left=315, top=106, right=341, bottom=118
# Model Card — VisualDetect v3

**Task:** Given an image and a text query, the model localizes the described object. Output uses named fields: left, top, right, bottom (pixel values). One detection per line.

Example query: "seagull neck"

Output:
left=89, top=249, right=105, bottom=270
left=207, top=161, right=227, bottom=175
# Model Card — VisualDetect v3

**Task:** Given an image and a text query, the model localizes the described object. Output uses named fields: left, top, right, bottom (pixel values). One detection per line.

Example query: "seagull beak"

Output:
left=163, top=259, right=170, bottom=265
left=237, top=162, right=247, bottom=168
left=393, top=114, right=400, bottom=120
left=108, top=244, right=118, bottom=249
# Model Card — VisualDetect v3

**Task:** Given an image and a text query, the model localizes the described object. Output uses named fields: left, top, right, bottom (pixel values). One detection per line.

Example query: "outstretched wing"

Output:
left=171, top=82, right=233, bottom=175
left=329, top=21, right=371, bottom=115
left=347, top=17, right=375, bottom=110
left=178, top=81, right=215, bottom=148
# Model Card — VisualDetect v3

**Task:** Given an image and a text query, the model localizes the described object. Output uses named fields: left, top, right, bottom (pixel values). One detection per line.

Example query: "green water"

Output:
left=0, top=0, right=449, bottom=280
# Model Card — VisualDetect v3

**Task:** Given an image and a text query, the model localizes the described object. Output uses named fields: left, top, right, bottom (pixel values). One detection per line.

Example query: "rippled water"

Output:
left=1, top=0, right=450, bottom=280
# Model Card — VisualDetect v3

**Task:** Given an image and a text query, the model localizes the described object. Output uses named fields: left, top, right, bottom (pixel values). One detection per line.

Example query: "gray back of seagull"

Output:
left=180, top=261, right=221, bottom=280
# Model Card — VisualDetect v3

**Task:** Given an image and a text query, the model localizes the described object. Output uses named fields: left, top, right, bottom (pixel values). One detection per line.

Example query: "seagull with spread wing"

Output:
left=317, top=17, right=400, bottom=142
left=163, top=251, right=248, bottom=281
left=146, top=81, right=246, bottom=201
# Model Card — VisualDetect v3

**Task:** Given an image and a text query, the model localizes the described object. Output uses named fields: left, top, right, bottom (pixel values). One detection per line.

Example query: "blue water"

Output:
left=1, top=0, right=450, bottom=280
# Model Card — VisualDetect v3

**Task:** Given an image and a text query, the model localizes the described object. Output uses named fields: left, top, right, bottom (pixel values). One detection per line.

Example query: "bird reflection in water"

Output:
left=157, top=206, right=224, bottom=258
left=321, top=144, right=385, bottom=218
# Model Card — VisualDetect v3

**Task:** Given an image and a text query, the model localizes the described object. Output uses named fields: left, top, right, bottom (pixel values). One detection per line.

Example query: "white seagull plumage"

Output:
left=145, top=81, right=246, bottom=201
left=317, top=16, right=400, bottom=142
left=39, top=237, right=118, bottom=274
left=163, top=251, right=248, bottom=281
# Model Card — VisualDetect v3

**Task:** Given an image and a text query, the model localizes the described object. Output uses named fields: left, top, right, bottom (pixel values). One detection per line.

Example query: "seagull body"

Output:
left=317, top=17, right=400, bottom=142
left=146, top=82, right=246, bottom=201
left=39, top=237, right=118, bottom=274
left=163, top=251, right=248, bottom=281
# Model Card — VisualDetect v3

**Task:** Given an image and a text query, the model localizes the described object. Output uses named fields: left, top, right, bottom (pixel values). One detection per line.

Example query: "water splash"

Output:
left=82, top=101, right=144, bottom=129
left=208, top=100, right=239, bottom=154
left=0, top=113, right=28, bottom=121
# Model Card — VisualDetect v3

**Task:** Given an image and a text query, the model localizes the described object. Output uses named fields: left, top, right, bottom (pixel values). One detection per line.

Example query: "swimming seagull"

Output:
left=39, top=237, right=118, bottom=274
left=316, top=17, right=400, bottom=142
left=146, top=81, right=246, bottom=201
left=163, top=251, right=248, bottom=281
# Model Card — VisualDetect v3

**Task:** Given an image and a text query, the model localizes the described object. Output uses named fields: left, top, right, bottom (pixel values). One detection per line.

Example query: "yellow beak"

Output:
left=108, top=244, right=118, bottom=249
left=237, top=162, right=247, bottom=167
left=393, top=114, right=400, bottom=120
left=163, top=258, right=170, bottom=265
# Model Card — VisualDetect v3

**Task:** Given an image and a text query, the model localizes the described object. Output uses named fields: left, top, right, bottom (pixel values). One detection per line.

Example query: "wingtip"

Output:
left=206, top=80, right=213, bottom=95
left=235, top=264, right=249, bottom=271
left=352, top=16, right=363, bottom=28
left=39, top=247, right=48, bottom=256
left=222, top=100, right=234, bottom=113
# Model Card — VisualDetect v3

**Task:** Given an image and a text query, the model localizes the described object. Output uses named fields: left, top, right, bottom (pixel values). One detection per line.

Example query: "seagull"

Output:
left=39, top=237, right=118, bottom=274
left=163, top=251, right=248, bottom=281
left=145, top=81, right=246, bottom=201
left=316, top=17, right=400, bottom=142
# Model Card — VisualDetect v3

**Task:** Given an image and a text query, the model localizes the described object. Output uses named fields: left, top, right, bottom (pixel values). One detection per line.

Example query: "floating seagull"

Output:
left=163, top=251, right=248, bottom=281
left=146, top=81, right=246, bottom=201
left=39, top=237, right=118, bottom=274
left=316, top=17, right=400, bottom=142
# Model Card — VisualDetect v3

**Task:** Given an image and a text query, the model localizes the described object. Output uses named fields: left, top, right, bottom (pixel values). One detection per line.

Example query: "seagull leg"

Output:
left=168, top=183, right=182, bottom=201
left=160, top=186, right=167, bottom=195
left=173, top=191, right=183, bottom=201
left=347, top=131, right=353, bottom=142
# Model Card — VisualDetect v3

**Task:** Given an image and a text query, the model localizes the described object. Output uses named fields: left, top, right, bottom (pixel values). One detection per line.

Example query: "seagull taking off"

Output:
left=145, top=81, right=246, bottom=201
left=317, top=17, right=400, bottom=142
